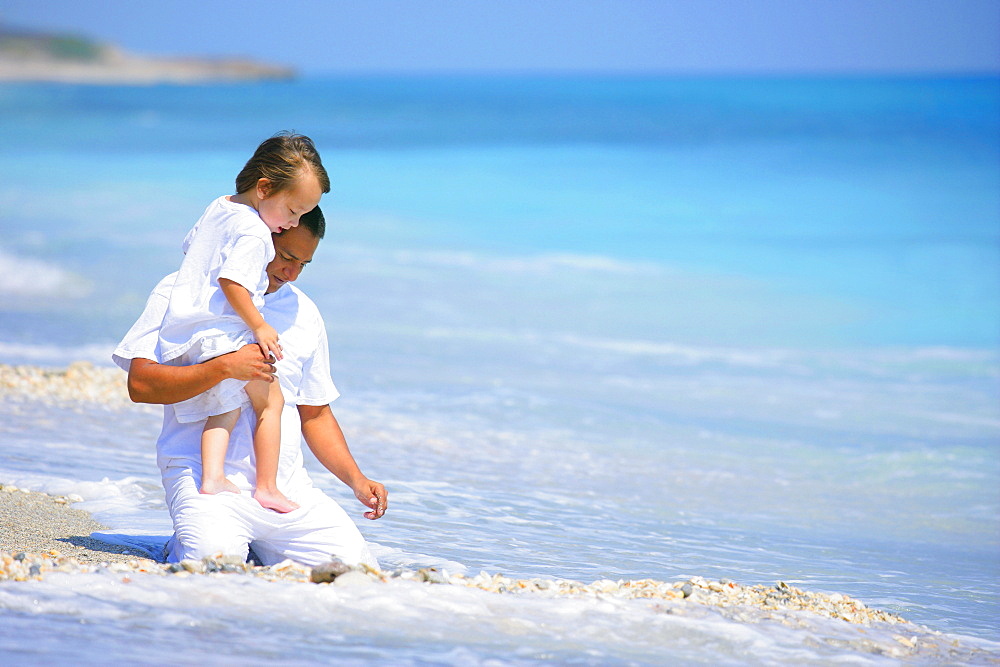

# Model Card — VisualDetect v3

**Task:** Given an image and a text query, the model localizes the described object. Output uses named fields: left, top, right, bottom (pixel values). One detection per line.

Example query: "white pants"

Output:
left=161, top=462, right=378, bottom=569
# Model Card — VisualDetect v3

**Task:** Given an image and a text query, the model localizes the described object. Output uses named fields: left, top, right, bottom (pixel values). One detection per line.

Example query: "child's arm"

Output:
left=219, top=278, right=283, bottom=361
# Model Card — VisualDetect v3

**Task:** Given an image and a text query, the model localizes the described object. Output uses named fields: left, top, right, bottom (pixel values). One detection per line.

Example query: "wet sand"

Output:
left=0, top=484, right=152, bottom=564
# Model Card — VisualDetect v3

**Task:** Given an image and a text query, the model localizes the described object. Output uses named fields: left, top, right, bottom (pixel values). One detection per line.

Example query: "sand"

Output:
left=0, top=484, right=152, bottom=564
left=0, top=51, right=294, bottom=84
left=0, top=362, right=132, bottom=407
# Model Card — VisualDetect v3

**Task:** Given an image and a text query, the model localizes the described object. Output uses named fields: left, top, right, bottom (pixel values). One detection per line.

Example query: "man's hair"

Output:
left=235, top=131, right=331, bottom=197
left=298, top=205, right=326, bottom=239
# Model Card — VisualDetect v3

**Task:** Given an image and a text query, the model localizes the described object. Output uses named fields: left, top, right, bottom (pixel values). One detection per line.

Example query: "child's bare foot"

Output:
left=201, top=477, right=241, bottom=495
left=253, top=488, right=299, bottom=513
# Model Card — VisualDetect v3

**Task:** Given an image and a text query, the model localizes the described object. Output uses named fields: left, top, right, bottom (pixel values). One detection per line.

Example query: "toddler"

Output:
left=158, top=132, right=330, bottom=513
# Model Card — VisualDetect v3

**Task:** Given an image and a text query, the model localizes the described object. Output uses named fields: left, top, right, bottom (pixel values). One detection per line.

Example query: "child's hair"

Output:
left=235, top=132, right=331, bottom=197
left=298, top=205, right=326, bottom=240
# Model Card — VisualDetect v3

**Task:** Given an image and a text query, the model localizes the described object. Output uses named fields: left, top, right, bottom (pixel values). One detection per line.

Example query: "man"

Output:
left=113, top=207, right=386, bottom=568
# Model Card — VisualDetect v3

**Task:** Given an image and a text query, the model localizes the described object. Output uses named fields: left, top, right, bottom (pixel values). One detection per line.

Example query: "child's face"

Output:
left=257, top=169, right=324, bottom=234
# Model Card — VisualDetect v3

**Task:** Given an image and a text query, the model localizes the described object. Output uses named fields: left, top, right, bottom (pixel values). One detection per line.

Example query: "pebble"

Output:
left=0, top=362, right=134, bottom=408
left=3, top=549, right=993, bottom=660
left=0, top=547, right=909, bottom=627
left=416, top=567, right=449, bottom=584
left=310, top=559, right=352, bottom=584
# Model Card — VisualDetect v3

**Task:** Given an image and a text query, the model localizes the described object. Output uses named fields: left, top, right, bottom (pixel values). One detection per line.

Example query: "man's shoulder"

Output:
left=268, top=284, right=322, bottom=321
left=289, top=285, right=322, bottom=319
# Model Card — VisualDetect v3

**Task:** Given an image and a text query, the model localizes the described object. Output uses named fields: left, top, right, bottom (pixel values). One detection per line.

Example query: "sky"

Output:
left=1, top=0, right=998, bottom=75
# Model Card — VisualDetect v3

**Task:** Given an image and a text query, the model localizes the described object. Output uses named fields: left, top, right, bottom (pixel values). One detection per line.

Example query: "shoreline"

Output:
left=5, top=483, right=997, bottom=663
left=0, top=483, right=916, bottom=628
left=4, top=485, right=985, bottom=663
left=0, top=56, right=294, bottom=85
left=1, top=362, right=996, bottom=659
left=0, top=361, right=133, bottom=407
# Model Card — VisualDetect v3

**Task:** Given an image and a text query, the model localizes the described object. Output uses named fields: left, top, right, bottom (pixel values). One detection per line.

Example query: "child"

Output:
left=157, top=132, right=330, bottom=513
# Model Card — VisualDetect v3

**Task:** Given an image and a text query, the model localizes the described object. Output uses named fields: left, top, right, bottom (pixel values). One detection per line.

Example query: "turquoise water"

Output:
left=1, top=76, right=998, bottom=348
left=0, top=76, right=998, bottom=661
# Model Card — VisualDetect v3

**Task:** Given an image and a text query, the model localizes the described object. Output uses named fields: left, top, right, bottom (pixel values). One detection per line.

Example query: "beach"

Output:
left=0, top=364, right=150, bottom=566
left=1, top=75, right=997, bottom=662
left=0, top=481, right=915, bottom=629
left=0, top=485, right=150, bottom=564
left=0, top=473, right=990, bottom=664
left=2, top=360, right=999, bottom=663
left=0, top=29, right=293, bottom=84
left=0, top=55, right=294, bottom=84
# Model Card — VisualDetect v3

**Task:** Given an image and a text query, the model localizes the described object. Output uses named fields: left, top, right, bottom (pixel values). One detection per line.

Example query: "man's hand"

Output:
left=353, top=478, right=387, bottom=520
left=218, top=344, right=277, bottom=383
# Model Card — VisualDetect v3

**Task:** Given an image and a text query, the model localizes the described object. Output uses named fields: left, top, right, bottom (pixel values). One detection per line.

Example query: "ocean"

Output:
left=0, top=75, right=998, bottom=663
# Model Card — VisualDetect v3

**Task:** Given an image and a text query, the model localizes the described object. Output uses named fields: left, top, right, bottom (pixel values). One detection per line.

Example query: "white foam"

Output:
left=371, top=543, right=469, bottom=575
left=413, top=327, right=1000, bottom=379
left=0, top=473, right=170, bottom=532
left=0, top=568, right=990, bottom=664
left=556, top=333, right=794, bottom=368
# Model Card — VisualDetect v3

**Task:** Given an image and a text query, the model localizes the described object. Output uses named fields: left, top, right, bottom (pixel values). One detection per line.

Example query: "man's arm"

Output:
left=127, top=344, right=275, bottom=404
left=298, top=403, right=387, bottom=520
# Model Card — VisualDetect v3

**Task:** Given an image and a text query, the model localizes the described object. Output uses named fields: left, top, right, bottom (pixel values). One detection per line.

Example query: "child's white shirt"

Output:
left=158, top=195, right=274, bottom=365
left=153, top=196, right=274, bottom=423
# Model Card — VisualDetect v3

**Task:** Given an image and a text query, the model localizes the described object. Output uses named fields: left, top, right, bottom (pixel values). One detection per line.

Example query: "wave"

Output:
left=0, top=341, right=115, bottom=366
left=335, top=243, right=662, bottom=276
left=419, top=326, right=999, bottom=374
left=418, top=326, right=795, bottom=368
left=556, top=333, right=795, bottom=368
left=0, top=248, right=91, bottom=299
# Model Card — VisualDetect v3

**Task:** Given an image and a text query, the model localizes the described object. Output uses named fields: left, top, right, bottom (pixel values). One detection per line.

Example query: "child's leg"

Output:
left=244, top=379, right=298, bottom=513
left=200, top=409, right=241, bottom=495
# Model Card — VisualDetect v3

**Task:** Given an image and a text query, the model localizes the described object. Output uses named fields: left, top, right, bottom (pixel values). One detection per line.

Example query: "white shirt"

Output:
left=113, top=273, right=340, bottom=488
left=157, top=196, right=274, bottom=364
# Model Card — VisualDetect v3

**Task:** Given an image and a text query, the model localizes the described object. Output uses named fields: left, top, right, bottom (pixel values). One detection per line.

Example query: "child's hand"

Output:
left=253, top=322, right=283, bottom=361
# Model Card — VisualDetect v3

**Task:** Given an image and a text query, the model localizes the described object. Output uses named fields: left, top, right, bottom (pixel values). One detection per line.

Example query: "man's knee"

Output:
left=266, top=533, right=372, bottom=569
left=292, top=513, right=376, bottom=568
left=168, top=497, right=252, bottom=562
left=170, top=528, right=250, bottom=562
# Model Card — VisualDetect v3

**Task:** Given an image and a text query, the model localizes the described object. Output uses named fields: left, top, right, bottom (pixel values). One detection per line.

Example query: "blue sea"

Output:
left=0, top=75, right=998, bottom=663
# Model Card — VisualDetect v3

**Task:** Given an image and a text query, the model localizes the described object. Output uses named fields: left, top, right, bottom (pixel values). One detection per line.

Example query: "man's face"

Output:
left=266, top=224, right=320, bottom=294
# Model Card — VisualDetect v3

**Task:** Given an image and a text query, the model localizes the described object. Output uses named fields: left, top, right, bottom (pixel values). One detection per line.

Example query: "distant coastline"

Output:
left=0, top=26, right=294, bottom=84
